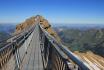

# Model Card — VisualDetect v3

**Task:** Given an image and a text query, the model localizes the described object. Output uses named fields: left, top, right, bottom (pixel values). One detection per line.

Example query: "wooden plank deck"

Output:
left=20, top=25, right=43, bottom=70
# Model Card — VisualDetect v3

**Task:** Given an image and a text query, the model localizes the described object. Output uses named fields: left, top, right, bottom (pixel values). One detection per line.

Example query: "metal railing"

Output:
left=38, top=24, right=89, bottom=70
left=0, top=24, right=36, bottom=68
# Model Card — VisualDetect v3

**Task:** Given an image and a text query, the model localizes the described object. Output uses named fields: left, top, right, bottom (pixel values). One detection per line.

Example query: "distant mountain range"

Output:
left=53, top=23, right=104, bottom=30
left=54, top=24, right=104, bottom=57
left=0, top=24, right=15, bottom=47
left=0, top=24, right=15, bottom=33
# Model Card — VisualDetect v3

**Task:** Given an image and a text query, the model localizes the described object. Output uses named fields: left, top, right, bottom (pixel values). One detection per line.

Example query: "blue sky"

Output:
left=0, top=0, right=104, bottom=24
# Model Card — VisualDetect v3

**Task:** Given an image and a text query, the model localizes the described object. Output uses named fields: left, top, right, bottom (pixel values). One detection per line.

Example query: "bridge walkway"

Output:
left=20, top=25, right=43, bottom=70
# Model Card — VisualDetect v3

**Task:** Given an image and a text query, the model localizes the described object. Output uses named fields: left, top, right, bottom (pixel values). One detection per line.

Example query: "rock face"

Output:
left=15, top=16, right=36, bottom=34
left=15, top=15, right=61, bottom=42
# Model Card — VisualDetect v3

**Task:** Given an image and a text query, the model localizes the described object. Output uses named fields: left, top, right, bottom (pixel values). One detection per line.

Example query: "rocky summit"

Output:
left=15, top=15, right=61, bottom=42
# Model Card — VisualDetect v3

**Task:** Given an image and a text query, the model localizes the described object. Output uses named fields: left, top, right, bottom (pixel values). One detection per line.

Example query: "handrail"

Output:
left=0, top=26, right=34, bottom=52
left=0, top=23, right=36, bottom=68
left=38, top=23, right=90, bottom=70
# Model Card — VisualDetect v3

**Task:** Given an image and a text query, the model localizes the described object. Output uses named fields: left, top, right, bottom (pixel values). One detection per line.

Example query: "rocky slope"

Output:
left=75, top=51, right=104, bottom=70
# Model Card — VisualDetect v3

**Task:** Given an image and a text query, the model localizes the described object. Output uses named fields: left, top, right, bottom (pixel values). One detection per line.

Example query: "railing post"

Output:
left=13, top=43, right=21, bottom=70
